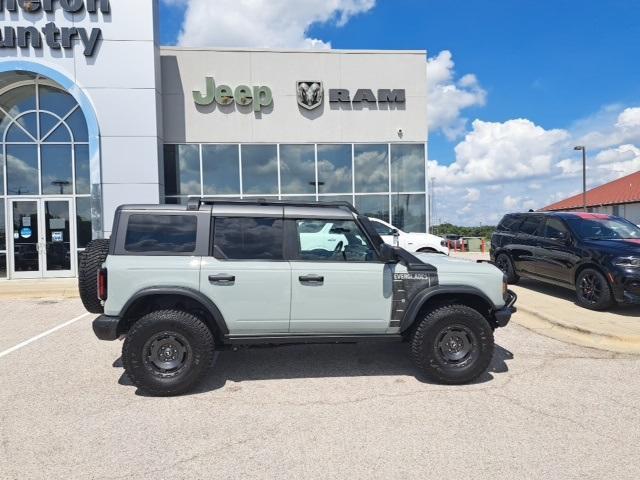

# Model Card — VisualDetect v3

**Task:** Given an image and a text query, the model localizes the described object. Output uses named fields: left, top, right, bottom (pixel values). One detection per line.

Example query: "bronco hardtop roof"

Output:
left=185, top=197, right=359, bottom=214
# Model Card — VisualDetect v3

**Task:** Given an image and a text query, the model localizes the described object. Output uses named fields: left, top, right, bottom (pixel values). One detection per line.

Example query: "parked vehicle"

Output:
left=80, top=199, right=516, bottom=396
left=444, top=234, right=464, bottom=249
left=491, top=211, right=640, bottom=310
left=368, top=217, right=449, bottom=254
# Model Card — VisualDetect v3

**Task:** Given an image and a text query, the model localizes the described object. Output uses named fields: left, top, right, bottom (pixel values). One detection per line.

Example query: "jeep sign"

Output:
left=193, top=77, right=273, bottom=113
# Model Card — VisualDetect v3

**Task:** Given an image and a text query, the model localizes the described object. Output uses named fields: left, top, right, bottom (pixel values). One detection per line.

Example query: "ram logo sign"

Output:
left=296, top=81, right=324, bottom=110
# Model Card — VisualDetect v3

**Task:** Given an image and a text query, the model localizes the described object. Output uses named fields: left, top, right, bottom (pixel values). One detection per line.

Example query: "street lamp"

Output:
left=574, top=146, right=587, bottom=211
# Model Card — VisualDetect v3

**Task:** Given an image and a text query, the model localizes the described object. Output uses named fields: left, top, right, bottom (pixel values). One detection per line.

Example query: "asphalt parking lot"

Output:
left=1, top=299, right=640, bottom=479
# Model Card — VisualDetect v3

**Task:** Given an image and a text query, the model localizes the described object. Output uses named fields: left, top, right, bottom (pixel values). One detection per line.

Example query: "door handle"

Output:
left=299, top=275, right=324, bottom=284
left=209, top=274, right=235, bottom=284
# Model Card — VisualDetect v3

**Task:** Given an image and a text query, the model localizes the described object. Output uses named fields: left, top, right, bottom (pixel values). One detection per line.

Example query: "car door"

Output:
left=199, top=207, right=291, bottom=335
left=535, top=217, right=576, bottom=285
left=512, top=215, right=544, bottom=275
left=286, top=209, right=394, bottom=334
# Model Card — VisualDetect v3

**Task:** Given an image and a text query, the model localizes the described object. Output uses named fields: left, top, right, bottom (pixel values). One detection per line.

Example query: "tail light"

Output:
left=97, top=268, right=108, bottom=301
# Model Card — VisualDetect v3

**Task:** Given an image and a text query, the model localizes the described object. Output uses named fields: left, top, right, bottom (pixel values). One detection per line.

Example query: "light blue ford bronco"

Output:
left=79, top=199, right=516, bottom=396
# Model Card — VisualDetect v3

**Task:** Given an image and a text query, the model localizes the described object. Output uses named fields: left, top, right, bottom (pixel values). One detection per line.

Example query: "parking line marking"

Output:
left=0, top=312, right=91, bottom=360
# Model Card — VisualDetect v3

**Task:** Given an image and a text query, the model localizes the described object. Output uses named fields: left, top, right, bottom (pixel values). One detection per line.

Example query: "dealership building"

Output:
left=0, top=0, right=428, bottom=280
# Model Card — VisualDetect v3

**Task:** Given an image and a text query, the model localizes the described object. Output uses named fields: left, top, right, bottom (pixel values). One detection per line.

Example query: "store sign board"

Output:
left=0, top=0, right=109, bottom=57
left=193, top=77, right=273, bottom=113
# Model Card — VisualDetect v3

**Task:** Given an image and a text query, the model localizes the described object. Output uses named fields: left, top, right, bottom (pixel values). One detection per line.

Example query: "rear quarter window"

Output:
left=497, top=215, right=523, bottom=232
left=124, top=215, right=198, bottom=253
left=213, top=217, right=284, bottom=260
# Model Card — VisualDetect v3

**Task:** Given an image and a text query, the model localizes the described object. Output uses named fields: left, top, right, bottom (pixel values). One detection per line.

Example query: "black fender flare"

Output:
left=119, top=286, right=229, bottom=336
left=399, top=285, right=497, bottom=333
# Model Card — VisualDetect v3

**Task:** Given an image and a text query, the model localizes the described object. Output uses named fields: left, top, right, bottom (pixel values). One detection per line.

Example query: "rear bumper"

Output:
left=492, top=290, right=517, bottom=328
left=92, top=315, right=121, bottom=341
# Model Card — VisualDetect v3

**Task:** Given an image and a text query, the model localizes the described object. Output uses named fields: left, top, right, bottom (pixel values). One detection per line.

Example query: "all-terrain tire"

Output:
left=576, top=268, right=614, bottom=311
left=496, top=253, right=519, bottom=284
left=122, top=310, right=215, bottom=396
left=410, top=304, right=494, bottom=385
left=78, top=239, right=110, bottom=314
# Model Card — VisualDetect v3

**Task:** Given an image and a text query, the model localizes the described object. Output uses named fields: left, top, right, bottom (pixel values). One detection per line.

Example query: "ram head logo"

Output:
left=297, top=81, right=324, bottom=110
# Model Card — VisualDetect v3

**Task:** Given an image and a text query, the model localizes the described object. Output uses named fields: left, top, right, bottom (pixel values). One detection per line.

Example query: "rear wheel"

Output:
left=78, top=239, right=110, bottom=314
left=122, top=310, right=215, bottom=396
left=495, top=253, right=519, bottom=284
left=576, top=268, right=614, bottom=311
left=410, top=304, right=494, bottom=385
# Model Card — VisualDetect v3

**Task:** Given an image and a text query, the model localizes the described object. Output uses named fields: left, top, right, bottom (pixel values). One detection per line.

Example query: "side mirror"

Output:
left=379, top=243, right=398, bottom=263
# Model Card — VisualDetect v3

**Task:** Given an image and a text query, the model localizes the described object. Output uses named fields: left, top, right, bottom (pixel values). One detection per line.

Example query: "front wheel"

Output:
left=576, top=268, right=614, bottom=311
left=410, top=304, right=494, bottom=385
left=495, top=253, right=519, bottom=284
left=122, top=310, right=215, bottom=396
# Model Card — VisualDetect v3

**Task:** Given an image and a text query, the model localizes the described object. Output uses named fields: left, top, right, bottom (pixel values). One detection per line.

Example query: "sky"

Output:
left=159, top=0, right=640, bottom=226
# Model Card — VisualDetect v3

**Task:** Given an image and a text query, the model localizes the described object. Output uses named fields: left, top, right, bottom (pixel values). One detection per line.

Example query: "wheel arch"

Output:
left=574, top=262, right=612, bottom=289
left=118, top=287, right=229, bottom=342
left=400, top=286, right=497, bottom=333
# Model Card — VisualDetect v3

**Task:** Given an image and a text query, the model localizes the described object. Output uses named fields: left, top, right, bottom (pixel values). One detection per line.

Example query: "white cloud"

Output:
left=164, top=0, right=376, bottom=49
left=577, top=107, right=640, bottom=150
left=427, top=51, right=487, bottom=140
left=463, top=188, right=480, bottom=202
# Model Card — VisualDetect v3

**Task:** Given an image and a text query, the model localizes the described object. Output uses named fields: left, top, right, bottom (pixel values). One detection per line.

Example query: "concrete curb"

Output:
left=514, top=305, right=640, bottom=355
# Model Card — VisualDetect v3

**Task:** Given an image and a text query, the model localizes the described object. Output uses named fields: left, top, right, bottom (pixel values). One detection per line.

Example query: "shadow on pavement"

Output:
left=516, top=278, right=640, bottom=317
left=114, top=342, right=514, bottom=396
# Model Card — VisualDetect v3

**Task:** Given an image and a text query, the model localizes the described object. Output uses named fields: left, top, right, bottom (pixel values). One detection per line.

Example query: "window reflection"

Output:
left=202, top=144, right=240, bottom=195
left=355, top=195, right=390, bottom=223
left=7, top=145, right=39, bottom=195
left=354, top=144, right=388, bottom=193
left=317, top=144, right=352, bottom=193
left=0, top=151, right=4, bottom=195
left=42, top=145, right=73, bottom=195
left=75, top=145, right=90, bottom=195
left=0, top=199, right=5, bottom=248
left=164, top=144, right=201, bottom=196
left=76, top=197, right=92, bottom=248
left=39, top=85, right=77, bottom=118
left=241, top=145, right=278, bottom=195
left=0, top=84, right=36, bottom=118
left=0, top=254, right=6, bottom=279
left=280, top=144, right=315, bottom=195
left=392, top=194, right=426, bottom=232
left=391, top=144, right=425, bottom=192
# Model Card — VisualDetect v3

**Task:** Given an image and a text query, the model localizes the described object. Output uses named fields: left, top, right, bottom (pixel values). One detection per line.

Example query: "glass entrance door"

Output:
left=9, top=199, right=76, bottom=279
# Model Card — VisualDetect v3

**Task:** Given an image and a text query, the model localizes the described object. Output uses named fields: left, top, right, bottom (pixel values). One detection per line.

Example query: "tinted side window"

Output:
left=372, top=221, right=395, bottom=236
left=543, top=218, right=569, bottom=239
left=295, top=219, right=378, bottom=262
left=519, top=216, right=543, bottom=235
left=125, top=215, right=197, bottom=253
left=497, top=214, right=523, bottom=232
left=213, top=217, right=283, bottom=260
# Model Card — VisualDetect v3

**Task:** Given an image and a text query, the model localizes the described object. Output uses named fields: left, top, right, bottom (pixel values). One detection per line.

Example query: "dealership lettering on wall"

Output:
left=0, top=0, right=109, bottom=57
left=193, top=77, right=273, bottom=113
left=297, top=81, right=405, bottom=110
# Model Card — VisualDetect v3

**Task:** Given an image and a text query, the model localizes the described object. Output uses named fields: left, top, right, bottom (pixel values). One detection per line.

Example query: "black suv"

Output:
left=491, top=211, right=640, bottom=310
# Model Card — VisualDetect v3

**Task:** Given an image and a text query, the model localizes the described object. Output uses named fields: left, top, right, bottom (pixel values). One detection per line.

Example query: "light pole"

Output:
left=574, top=146, right=587, bottom=211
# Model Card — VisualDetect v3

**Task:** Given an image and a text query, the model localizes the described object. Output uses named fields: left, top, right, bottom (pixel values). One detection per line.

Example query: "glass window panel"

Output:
left=392, top=194, right=426, bottom=232
left=39, top=85, right=77, bottom=118
left=125, top=215, right=197, bottom=253
left=213, top=217, right=283, bottom=260
left=391, top=144, right=425, bottom=192
left=163, top=144, right=200, bottom=196
left=75, top=145, right=90, bottom=194
left=280, top=144, right=315, bottom=195
left=41, top=145, right=73, bottom=195
left=202, top=144, right=240, bottom=195
left=294, top=219, right=377, bottom=262
left=39, top=112, right=60, bottom=140
left=0, top=84, right=36, bottom=118
left=7, top=145, right=38, bottom=195
left=6, top=122, right=33, bottom=142
left=281, top=196, right=316, bottom=202
left=65, top=108, right=88, bottom=142
left=317, top=144, right=352, bottom=194
left=0, top=253, right=5, bottom=279
left=76, top=197, right=92, bottom=248
left=44, top=201, right=71, bottom=272
left=0, top=151, right=4, bottom=195
left=0, top=199, right=5, bottom=249
left=241, top=145, right=278, bottom=195
left=164, top=196, right=190, bottom=205
left=15, top=112, right=38, bottom=139
left=355, top=195, right=390, bottom=223
left=318, top=195, right=354, bottom=205
left=354, top=144, right=389, bottom=193
left=43, top=122, right=71, bottom=142
left=0, top=109, right=11, bottom=139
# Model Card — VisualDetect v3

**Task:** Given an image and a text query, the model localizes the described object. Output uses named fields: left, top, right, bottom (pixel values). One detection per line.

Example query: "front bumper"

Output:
left=492, top=290, right=517, bottom=328
left=93, top=315, right=121, bottom=341
left=609, top=268, right=640, bottom=304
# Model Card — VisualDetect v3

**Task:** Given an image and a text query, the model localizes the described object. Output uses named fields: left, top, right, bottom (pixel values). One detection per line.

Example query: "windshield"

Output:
left=565, top=214, right=640, bottom=240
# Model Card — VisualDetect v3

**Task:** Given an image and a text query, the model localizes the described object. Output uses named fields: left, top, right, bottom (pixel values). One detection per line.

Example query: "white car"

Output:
left=369, top=218, right=449, bottom=255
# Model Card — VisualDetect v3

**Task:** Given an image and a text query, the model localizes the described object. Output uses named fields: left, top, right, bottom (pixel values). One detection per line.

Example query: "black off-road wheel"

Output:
left=410, top=304, right=494, bottom=385
left=576, top=268, right=614, bottom=311
left=495, top=253, right=519, bottom=284
left=78, top=239, right=110, bottom=314
left=122, top=310, right=215, bottom=396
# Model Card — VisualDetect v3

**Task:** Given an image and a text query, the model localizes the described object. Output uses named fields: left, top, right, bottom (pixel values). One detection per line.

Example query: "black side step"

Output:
left=224, top=334, right=403, bottom=346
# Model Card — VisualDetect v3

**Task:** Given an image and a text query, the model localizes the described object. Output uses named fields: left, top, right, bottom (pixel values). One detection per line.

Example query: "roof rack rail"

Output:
left=185, top=197, right=359, bottom=214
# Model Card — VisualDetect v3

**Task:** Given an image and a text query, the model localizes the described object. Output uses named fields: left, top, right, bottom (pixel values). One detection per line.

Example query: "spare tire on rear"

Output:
left=79, top=239, right=111, bottom=314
